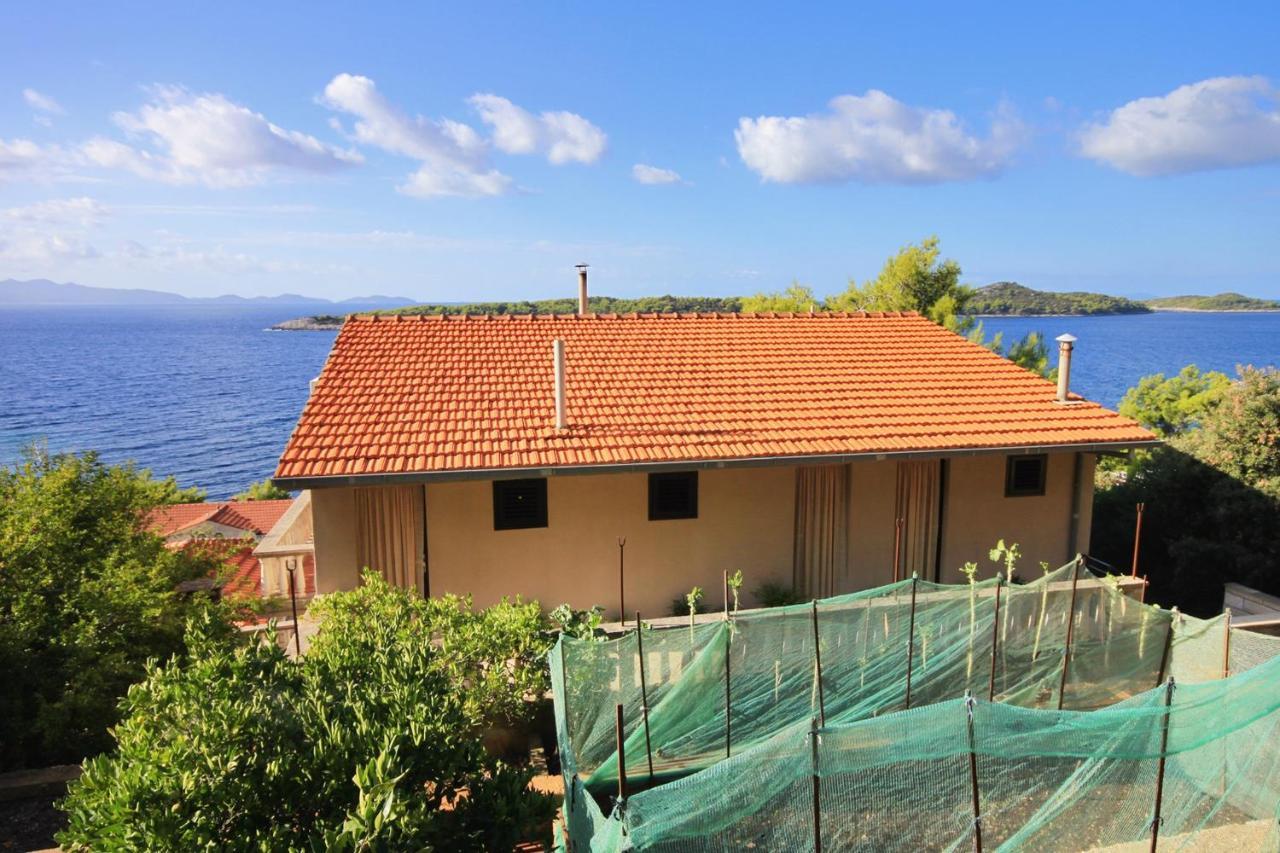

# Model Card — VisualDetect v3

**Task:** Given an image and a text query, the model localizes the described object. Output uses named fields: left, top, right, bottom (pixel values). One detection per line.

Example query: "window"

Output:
left=649, top=471, right=698, bottom=520
left=1005, top=455, right=1047, bottom=497
left=492, top=478, right=548, bottom=530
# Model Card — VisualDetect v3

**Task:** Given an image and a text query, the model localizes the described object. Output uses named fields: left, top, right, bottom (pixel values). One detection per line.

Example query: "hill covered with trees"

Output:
left=1145, top=292, right=1280, bottom=311
left=964, top=282, right=1152, bottom=316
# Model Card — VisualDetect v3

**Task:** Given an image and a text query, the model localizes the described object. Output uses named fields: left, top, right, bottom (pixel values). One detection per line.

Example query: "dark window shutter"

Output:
left=1005, top=455, right=1047, bottom=497
left=649, top=471, right=698, bottom=520
left=493, top=478, right=548, bottom=530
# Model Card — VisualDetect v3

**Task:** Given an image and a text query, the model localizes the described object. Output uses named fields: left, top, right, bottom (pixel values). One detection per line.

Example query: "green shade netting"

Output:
left=551, top=561, right=1280, bottom=851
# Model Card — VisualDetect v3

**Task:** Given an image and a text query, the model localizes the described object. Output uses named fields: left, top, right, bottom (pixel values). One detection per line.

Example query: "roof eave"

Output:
left=271, top=438, right=1162, bottom=491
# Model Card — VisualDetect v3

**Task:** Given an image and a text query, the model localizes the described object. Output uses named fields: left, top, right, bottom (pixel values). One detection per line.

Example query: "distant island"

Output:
left=0, top=278, right=415, bottom=308
left=963, top=282, right=1152, bottom=316
left=1144, top=292, right=1280, bottom=312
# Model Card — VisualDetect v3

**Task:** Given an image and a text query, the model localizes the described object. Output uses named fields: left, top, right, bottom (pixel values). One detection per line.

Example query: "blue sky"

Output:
left=3, top=1, right=1280, bottom=301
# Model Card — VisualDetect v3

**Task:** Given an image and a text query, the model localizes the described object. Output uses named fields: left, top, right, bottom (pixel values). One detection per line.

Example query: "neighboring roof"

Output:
left=179, top=538, right=315, bottom=600
left=274, top=312, right=1157, bottom=485
left=148, top=499, right=295, bottom=538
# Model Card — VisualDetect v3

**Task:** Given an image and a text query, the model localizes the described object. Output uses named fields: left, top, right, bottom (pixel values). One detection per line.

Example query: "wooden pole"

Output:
left=1149, top=678, right=1176, bottom=852
left=634, top=612, right=655, bottom=782
left=559, top=641, right=574, bottom=810
left=810, top=716, right=823, bottom=853
left=1155, top=608, right=1177, bottom=687
left=617, top=537, right=626, bottom=620
left=892, top=517, right=904, bottom=582
left=1131, top=502, right=1145, bottom=578
left=966, top=693, right=983, bottom=853
left=988, top=573, right=1004, bottom=702
left=1057, top=559, right=1083, bottom=711
left=811, top=600, right=826, bottom=726
left=1222, top=608, right=1233, bottom=679
left=724, top=599, right=733, bottom=759
left=614, top=703, right=627, bottom=804
left=723, top=569, right=730, bottom=618
left=904, top=574, right=919, bottom=709
left=286, top=558, right=302, bottom=657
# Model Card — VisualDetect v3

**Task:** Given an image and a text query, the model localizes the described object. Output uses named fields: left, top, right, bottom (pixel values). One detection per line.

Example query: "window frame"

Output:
left=648, top=471, right=699, bottom=521
left=1004, top=454, right=1048, bottom=498
left=492, top=478, right=549, bottom=530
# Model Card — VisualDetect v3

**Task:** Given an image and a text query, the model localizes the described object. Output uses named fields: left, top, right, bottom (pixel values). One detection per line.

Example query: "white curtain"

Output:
left=894, top=460, right=941, bottom=581
left=354, top=485, right=424, bottom=591
left=793, top=464, right=850, bottom=599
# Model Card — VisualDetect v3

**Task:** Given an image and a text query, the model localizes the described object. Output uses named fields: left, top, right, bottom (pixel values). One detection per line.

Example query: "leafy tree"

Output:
left=233, top=477, right=292, bottom=500
left=59, top=577, right=557, bottom=851
left=826, top=236, right=970, bottom=324
left=1118, top=365, right=1232, bottom=438
left=0, top=448, right=224, bottom=770
left=1092, top=367, right=1280, bottom=614
left=741, top=282, right=820, bottom=313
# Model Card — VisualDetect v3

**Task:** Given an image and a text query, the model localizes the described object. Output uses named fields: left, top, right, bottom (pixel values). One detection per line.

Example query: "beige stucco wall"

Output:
left=938, top=452, right=1095, bottom=582
left=308, top=451, right=1097, bottom=613
left=426, top=467, right=796, bottom=618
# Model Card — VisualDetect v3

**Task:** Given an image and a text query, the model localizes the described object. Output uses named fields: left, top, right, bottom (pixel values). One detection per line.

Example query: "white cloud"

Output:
left=23, top=88, right=65, bottom=115
left=0, top=138, right=79, bottom=183
left=1079, top=76, right=1280, bottom=176
left=321, top=73, right=512, bottom=198
left=632, top=163, right=683, bottom=185
left=470, top=94, right=606, bottom=164
left=2, top=196, right=108, bottom=227
left=0, top=232, right=99, bottom=263
left=735, top=90, right=1024, bottom=185
left=91, top=85, right=360, bottom=187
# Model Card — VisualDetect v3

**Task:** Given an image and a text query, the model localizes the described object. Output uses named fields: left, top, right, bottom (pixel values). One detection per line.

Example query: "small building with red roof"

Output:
left=273, top=307, right=1157, bottom=617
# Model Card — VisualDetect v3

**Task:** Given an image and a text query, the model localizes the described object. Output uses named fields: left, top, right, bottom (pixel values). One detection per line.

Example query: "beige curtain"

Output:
left=355, top=485, right=424, bottom=590
left=894, top=460, right=941, bottom=581
left=793, top=464, right=850, bottom=599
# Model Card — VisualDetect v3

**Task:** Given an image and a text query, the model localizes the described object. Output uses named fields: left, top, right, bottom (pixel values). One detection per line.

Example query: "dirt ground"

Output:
left=0, top=795, right=63, bottom=853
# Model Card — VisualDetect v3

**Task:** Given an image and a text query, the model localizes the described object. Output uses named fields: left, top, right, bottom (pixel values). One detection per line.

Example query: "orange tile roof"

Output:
left=274, top=312, right=1157, bottom=482
left=148, top=499, right=295, bottom=538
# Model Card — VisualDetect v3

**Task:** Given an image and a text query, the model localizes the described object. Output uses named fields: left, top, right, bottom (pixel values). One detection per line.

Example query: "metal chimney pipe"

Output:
left=553, top=339, right=567, bottom=429
left=1055, top=334, right=1077, bottom=402
left=575, top=263, right=589, bottom=315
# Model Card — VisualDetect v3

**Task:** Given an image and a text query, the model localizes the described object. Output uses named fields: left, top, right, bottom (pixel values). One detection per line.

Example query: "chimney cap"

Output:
left=574, top=263, right=589, bottom=270
left=1055, top=333, right=1078, bottom=344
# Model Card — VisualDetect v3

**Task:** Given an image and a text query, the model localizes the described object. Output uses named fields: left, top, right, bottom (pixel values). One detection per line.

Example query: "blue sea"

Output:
left=1, top=306, right=1277, bottom=499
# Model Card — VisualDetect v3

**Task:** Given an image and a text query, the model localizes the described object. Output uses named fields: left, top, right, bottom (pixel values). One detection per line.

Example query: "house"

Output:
left=148, top=496, right=314, bottom=600
left=272, top=305, right=1157, bottom=617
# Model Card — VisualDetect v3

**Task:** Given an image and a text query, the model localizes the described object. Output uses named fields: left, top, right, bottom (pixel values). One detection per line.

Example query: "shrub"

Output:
left=754, top=580, right=804, bottom=608
left=59, top=576, right=557, bottom=851
left=0, top=448, right=227, bottom=771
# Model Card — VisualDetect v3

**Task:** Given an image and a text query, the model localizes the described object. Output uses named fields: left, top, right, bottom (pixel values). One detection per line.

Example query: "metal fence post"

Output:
left=966, top=693, right=983, bottom=853
left=810, top=716, right=822, bottom=853
left=1057, top=559, right=1083, bottom=710
left=811, top=600, right=826, bottom=726
left=988, top=573, right=1004, bottom=701
left=614, top=703, right=627, bottom=805
left=1149, top=678, right=1176, bottom=852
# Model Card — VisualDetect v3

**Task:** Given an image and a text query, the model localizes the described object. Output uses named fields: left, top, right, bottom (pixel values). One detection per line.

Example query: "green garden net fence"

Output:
left=549, top=560, right=1280, bottom=851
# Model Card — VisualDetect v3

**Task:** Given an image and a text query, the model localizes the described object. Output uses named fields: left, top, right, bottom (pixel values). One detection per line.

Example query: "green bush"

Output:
left=1092, top=366, right=1280, bottom=615
left=0, top=448, right=226, bottom=771
left=753, top=581, right=804, bottom=608
left=59, top=576, right=557, bottom=851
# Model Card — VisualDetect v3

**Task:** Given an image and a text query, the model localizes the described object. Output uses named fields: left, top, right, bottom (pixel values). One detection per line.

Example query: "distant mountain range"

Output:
left=0, top=278, right=415, bottom=308
left=1144, top=292, right=1280, bottom=311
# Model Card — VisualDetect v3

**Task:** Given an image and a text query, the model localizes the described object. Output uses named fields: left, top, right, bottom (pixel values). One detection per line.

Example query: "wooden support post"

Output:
left=286, top=558, right=302, bottom=657
left=1155, top=608, right=1177, bottom=687
left=724, top=609, right=733, bottom=759
left=614, top=703, right=627, bottom=804
left=1149, top=678, right=1176, bottom=852
left=617, top=537, right=627, bottom=621
left=892, top=517, right=905, bottom=583
left=904, top=574, right=919, bottom=709
left=634, top=613, right=655, bottom=783
left=810, top=716, right=822, bottom=853
left=560, top=643, right=574, bottom=810
left=723, top=569, right=730, bottom=619
left=988, top=574, right=1004, bottom=702
left=1057, top=559, right=1083, bottom=711
left=811, top=600, right=826, bottom=725
left=1131, top=502, right=1145, bottom=578
left=1222, top=608, right=1233, bottom=679
left=966, top=693, right=983, bottom=853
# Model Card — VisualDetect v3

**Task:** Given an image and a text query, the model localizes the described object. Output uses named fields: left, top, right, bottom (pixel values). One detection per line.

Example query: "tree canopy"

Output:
left=1092, top=366, right=1280, bottom=614
left=233, top=477, right=292, bottom=501
left=0, top=448, right=225, bottom=770
left=1118, top=365, right=1233, bottom=438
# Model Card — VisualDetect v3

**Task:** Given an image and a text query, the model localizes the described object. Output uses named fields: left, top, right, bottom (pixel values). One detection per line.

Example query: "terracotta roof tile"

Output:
left=274, top=313, right=1156, bottom=480
left=148, top=499, right=295, bottom=537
